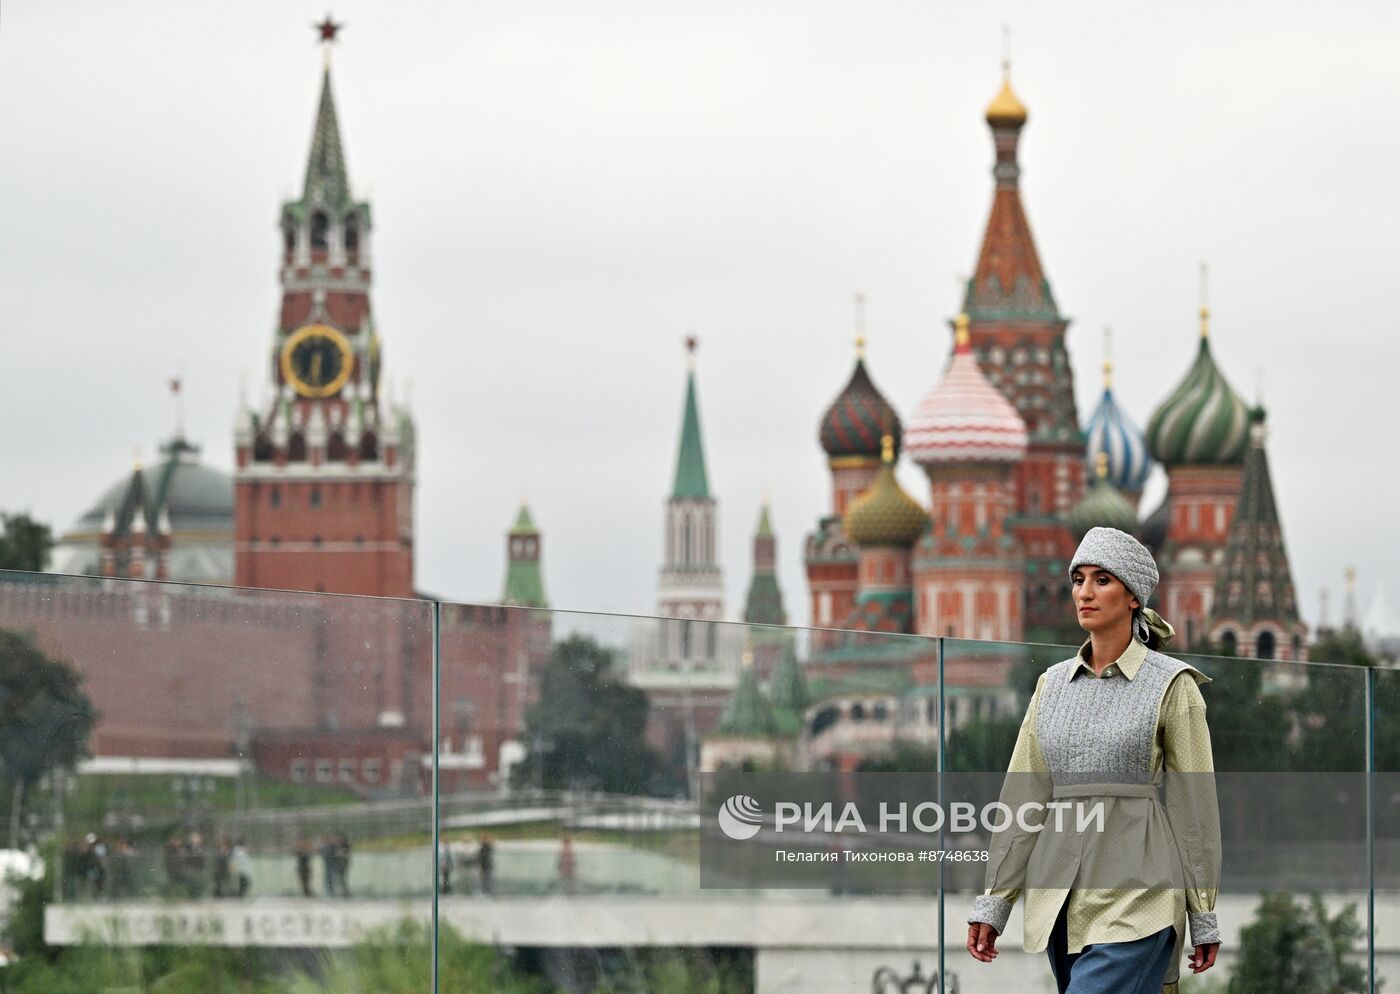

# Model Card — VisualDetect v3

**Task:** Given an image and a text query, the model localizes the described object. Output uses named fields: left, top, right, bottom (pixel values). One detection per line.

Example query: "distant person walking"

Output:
left=438, top=838, right=456, bottom=894
left=477, top=834, right=494, bottom=896
left=320, top=834, right=339, bottom=897
left=294, top=837, right=314, bottom=897
left=213, top=837, right=232, bottom=898
left=335, top=833, right=352, bottom=897
left=232, top=839, right=253, bottom=898
left=556, top=835, right=576, bottom=896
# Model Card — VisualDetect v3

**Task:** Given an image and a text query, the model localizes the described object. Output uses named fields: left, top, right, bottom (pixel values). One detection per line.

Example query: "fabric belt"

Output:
left=1051, top=783, right=1159, bottom=800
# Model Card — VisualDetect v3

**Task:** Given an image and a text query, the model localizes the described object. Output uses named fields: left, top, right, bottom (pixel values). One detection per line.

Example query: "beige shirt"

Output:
left=983, top=637, right=1220, bottom=994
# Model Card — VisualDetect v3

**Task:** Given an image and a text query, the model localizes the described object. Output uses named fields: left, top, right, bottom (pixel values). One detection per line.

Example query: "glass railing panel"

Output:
left=0, top=569, right=434, bottom=990
left=1374, top=664, right=1400, bottom=991
left=943, top=634, right=1372, bottom=993
left=436, top=606, right=945, bottom=993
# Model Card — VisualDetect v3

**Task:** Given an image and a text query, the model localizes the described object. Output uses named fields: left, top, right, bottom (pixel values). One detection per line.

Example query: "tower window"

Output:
left=288, top=433, right=308, bottom=462
left=311, top=212, right=330, bottom=251
left=327, top=433, right=348, bottom=461
left=283, top=223, right=295, bottom=255
left=310, top=487, right=322, bottom=509
left=359, top=432, right=378, bottom=461
left=344, top=215, right=359, bottom=254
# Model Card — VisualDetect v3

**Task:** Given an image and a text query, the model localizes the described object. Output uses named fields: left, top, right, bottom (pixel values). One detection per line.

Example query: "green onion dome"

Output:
left=1068, top=454, right=1139, bottom=540
left=1145, top=308, right=1249, bottom=467
left=843, top=436, right=927, bottom=547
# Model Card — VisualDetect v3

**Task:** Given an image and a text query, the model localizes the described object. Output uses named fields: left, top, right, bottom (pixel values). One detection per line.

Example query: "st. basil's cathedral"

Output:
left=793, top=65, right=1308, bottom=662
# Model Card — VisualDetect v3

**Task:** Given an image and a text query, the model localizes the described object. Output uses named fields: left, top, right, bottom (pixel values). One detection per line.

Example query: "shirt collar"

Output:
left=1073, top=637, right=1148, bottom=680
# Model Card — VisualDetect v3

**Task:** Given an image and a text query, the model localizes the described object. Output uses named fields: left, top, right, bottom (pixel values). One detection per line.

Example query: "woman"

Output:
left=965, top=526, right=1222, bottom=994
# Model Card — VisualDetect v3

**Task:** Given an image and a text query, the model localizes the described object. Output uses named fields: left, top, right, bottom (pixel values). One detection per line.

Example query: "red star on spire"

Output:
left=684, top=335, right=698, bottom=355
left=314, top=15, right=343, bottom=44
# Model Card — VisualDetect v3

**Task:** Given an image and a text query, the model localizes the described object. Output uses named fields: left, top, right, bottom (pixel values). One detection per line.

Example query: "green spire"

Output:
left=502, top=502, right=548, bottom=608
left=303, top=68, right=351, bottom=208
left=743, top=501, right=786, bottom=626
left=671, top=368, right=710, bottom=500
left=767, top=640, right=810, bottom=736
left=719, top=665, right=776, bottom=736
left=509, top=502, right=537, bottom=535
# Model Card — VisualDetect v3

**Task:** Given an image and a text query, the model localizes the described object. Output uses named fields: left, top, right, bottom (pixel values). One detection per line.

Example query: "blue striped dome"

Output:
left=1084, top=382, right=1152, bottom=494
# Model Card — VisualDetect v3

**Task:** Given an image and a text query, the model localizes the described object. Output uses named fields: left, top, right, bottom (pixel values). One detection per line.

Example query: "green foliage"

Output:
left=1196, top=657, right=1293, bottom=773
left=856, top=740, right=937, bottom=773
left=0, top=630, right=96, bottom=792
left=1226, top=891, right=1371, bottom=994
left=0, top=923, right=750, bottom=994
left=0, top=514, right=52, bottom=573
left=511, top=635, right=663, bottom=796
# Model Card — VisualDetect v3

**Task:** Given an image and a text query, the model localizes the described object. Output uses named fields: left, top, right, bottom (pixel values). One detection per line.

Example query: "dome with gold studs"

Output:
left=843, top=436, right=927, bottom=547
left=985, top=66, right=1028, bottom=128
left=1068, top=453, right=1139, bottom=540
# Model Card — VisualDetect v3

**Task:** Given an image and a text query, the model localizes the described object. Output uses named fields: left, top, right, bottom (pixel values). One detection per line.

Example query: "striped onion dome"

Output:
left=819, top=352, right=902, bottom=460
left=1145, top=309, right=1249, bottom=467
left=1068, top=454, right=1139, bottom=539
left=844, top=437, right=927, bottom=547
left=906, top=315, right=1028, bottom=465
left=1084, top=358, right=1152, bottom=492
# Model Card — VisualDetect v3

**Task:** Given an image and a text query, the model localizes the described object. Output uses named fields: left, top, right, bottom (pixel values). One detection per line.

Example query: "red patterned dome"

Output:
left=819, top=353, right=902, bottom=461
left=906, top=315, right=1028, bottom=465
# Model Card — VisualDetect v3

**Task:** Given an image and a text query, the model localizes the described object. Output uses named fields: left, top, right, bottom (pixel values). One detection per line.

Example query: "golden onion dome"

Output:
left=985, top=66, right=1028, bottom=128
left=844, top=436, right=927, bottom=547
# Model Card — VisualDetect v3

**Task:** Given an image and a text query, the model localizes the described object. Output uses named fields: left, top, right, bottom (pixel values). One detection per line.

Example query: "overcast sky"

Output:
left=2, top=2, right=1397, bottom=633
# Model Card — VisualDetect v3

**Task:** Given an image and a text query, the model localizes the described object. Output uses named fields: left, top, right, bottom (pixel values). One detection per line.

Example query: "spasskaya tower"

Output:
left=234, top=21, right=415, bottom=597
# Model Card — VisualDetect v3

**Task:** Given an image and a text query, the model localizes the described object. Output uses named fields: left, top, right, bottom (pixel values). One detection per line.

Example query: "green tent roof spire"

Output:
left=756, top=499, right=774, bottom=538
left=303, top=67, right=351, bottom=208
left=510, top=501, right=537, bottom=536
left=671, top=346, right=711, bottom=500
left=502, top=502, right=548, bottom=608
left=719, top=663, right=776, bottom=737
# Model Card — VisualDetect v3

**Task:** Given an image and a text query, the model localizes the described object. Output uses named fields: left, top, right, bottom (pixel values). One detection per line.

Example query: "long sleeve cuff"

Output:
left=1188, top=911, right=1220, bottom=946
left=967, top=894, right=1012, bottom=936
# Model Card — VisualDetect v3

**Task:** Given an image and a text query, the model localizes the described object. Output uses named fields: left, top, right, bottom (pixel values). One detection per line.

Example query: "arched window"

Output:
left=850, top=702, right=866, bottom=722
left=283, top=222, right=296, bottom=255
left=253, top=434, right=274, bottom=462
left=287, top=432, right=308, bottom=462
left=326, top=432, right=348, bottom=461
left=311, top=212, right=329, bottom=251
left=344, top=215, right=359, bottom=254
left=359, top=431, right=378, bottom=461
left=1255, top=630, right=1276, bottom=660
left=810, top=706, right=839, bottom=737
left=1219, top=630, right=1237, bottom=656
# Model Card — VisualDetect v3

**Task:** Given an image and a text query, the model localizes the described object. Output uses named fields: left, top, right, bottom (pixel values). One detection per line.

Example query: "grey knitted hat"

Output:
left=1068, top=526, right=1159, bottom=607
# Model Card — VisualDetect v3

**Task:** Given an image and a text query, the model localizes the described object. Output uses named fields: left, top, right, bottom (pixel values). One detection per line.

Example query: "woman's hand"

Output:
left=966, top=923, right=999, bottom=962
left=1187, top=942, right=1219, bottom=972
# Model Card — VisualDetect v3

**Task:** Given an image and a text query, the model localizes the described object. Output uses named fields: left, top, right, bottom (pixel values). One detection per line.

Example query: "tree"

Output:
left=512, top=635, right=661, bottom=795
left=0, top=513, right=53, bottom=573
left=0, top=630, right=97, bottom=845
left=1227, top=891, right=1370, bottom=994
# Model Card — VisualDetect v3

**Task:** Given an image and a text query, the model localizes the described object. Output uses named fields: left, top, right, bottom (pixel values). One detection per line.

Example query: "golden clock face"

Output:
left=281, top=324, right=355, bottom=398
